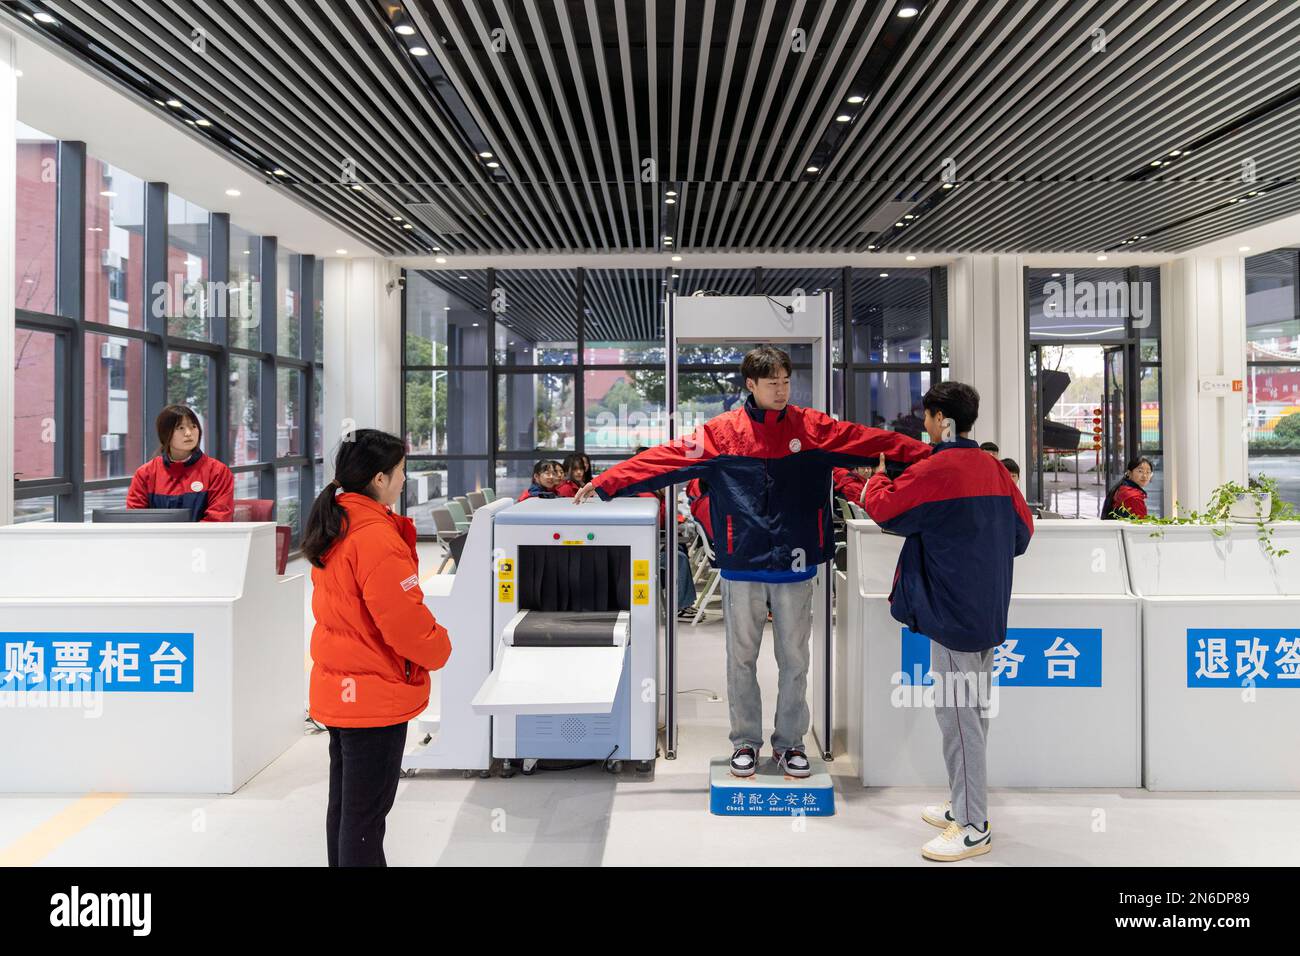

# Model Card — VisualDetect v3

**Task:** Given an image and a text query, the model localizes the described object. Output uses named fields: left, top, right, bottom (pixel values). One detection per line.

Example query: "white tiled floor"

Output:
left=3, top=567, right=1298, bottom=866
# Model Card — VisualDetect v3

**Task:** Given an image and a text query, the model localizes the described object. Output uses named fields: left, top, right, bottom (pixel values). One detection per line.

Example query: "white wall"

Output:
left=321, top=258, right=402, bottom=481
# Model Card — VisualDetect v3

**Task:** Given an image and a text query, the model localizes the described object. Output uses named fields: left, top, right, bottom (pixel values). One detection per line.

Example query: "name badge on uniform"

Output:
left=788, top=439, right=801, bottom=452
left=190, top=481, right=204, bottom=492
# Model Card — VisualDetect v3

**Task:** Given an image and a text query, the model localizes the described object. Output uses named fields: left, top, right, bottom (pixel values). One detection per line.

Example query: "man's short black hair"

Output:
left=741, top=345, right=793, bottom=382
left=922, top=381, right=980, bottom=434
left=979, top=441, right=1000, bottom=453
left=1000, top=457, right=1020, bottom=477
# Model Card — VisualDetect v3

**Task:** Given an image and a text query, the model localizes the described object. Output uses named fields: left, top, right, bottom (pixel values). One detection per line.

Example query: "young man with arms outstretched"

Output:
left=575, top=346, right=931, bottom=778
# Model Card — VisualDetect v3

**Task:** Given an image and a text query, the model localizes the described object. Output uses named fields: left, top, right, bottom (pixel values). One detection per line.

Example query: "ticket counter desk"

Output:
left=1123, top=523, right=1300, bottom=790
left=843, top=520, right=1141, bottom=788
left=0, top=522, right=304, bottom=793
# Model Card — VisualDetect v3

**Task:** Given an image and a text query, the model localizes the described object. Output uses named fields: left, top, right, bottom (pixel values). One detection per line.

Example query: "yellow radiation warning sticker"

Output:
left=497, top=558, right=514, bottom=581
left=632, top=583, right=650, bottom=605
left=498, top=580, right=514, bottom=603
left=633, top=559, right=649, bottom=581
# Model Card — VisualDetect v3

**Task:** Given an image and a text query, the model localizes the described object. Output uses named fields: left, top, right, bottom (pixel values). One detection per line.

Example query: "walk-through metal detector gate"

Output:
left=662, top=293, right=834, bottom=760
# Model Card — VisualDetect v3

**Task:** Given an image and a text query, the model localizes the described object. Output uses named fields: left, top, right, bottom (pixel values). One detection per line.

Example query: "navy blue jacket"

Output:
left=593, top=395, right=931, bottom=580
left=864, top=438, right=1034, bottom=652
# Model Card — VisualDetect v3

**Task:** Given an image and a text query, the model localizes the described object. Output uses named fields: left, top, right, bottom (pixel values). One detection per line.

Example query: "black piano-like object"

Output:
left=1040, top=369, right=1082, bottom=451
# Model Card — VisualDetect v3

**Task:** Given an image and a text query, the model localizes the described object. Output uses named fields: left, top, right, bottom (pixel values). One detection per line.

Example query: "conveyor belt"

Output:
left=507, top=611, right=625, bottom=647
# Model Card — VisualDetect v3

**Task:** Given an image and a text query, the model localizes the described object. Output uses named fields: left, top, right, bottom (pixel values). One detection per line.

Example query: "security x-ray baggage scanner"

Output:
left=663, top=292, right=834, bottom=761
left=404, top=496, right=659, bottom=775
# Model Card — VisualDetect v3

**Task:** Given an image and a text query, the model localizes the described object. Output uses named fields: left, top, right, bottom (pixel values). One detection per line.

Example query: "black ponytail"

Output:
left=302, top=429, right=406, bottom=567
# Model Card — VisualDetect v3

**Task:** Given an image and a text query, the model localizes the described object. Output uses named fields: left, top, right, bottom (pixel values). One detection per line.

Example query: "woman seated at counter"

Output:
left=1100, top=455, right=1153, bottom=519
left=126, top=404, right=234, bottom=521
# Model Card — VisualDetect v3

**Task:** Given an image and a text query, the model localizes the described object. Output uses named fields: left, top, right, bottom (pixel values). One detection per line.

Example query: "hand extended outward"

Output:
left=573, top=481, right=597, bottom=503
left=869, top=453, right=888, bottom=477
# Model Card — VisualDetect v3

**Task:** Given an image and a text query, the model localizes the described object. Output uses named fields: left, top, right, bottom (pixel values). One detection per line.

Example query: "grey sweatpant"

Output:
left=931, top=641, right=994, bottom=828
left=722, top=577, right=815, bottom=753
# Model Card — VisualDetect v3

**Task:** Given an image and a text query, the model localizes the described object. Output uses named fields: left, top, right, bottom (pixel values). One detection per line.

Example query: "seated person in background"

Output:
left=979, top=441, right=1000, bottom=456
left=127, top=404, right=233, bottom=522
left=556, top=453, right=594, bottom=497
left=1101, top=456, right=1153, bottom=519
left=1000, top=458, right=1021, bottom=483
left=832, top=465, right=871, bottom=507
left=516, top=459, right=565, bottom=501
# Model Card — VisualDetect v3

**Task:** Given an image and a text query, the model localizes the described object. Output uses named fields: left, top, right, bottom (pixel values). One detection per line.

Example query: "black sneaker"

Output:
left=729, top=746, right=758, bottom=777
left=775, top=747, right=811, bottom=778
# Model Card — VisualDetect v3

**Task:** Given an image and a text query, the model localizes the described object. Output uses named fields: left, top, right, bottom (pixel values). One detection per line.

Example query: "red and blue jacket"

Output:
left=126, top=450, right=234, bottom=522
left=593, top=394, right=931, bottom=581
left=864, top=437, right=1034, bottom=652
left=516, top=483, right=558, bottom=502
left=1102, top=478, right=1147, bottom=519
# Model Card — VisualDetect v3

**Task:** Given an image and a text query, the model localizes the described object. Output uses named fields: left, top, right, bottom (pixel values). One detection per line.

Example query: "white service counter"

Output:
left=844, top=519, right=1141, bottom=788
left=0, top=522, right=304, bottom=793
left=1125, top=523, right=1300, bottom=790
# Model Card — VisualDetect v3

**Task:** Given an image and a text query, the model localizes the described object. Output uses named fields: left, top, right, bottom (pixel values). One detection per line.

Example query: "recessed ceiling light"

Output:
left=806, top=166, right=819, bottom=173
left=1169, top=150, right=1181, bottom=156
left=34, top=12, right=58, bottom=24
left=903, top=214, right=915, bottom=219
left=435, top=256, right=447, bottom=263
left=99, top=190, right=116, bottom=197
left=225, top=188, right=241, bottom=197
left=335, top=248, right=348, bottom=255
left=395, top=24, right=416, bottom=36
left=671, top=255, right=682, bottom=261
left=350, top=183, right=363, bottom=190
left=1248, top=191, right=1258, bottom=196
left=665, top=198, right=676, bottom=204
left=1228, top=198, right=1238, bottom=204
left=1239, top=246, right=1251, bottom=252
left=895, top=221, right=905, bottom=227
left=1137, top=235, right=1147, bottom=239
left=835, top=114, right=852, bottom=122
left=166, top=98, right=182, bottom=108
left=410, top=46, right=429, bottom=56
left=905, top=255, right=916, bottom=261
left=1150, top=160, right=1162, bottom=167
left=879, top=272, right=889, bottom=277
left=898, top=6, right=919, bottom=17
left=867, top=244, right=877, bottom=250
left=185, top=119, right=197, bottom=125
left=479, top=151, right=493, bottom=159
left=665, top=190, right=677, bottom=196
left=195, top=118, right=211, bottom=127
left=1096, top=255, right=1108, bottom=261
left=402, top=223, right=413, bottom=229
left=272, top=168, right=287, bottom=176
left=1051, top=272, right=1061, bottom=277
left=472, top=322, right=479, bottom=327
left=671, top=273, right=679, bottom=278
left=459, top=275, right=468, bottom=279
left=847, top=94, right=865, bottom=104
left=941, top=182, right=954, bottom=189
left=392, top=215, right=403, bottom=221
left=486, top=161, right=500, bottom=168
left=154, top=98, right=165, bottom=105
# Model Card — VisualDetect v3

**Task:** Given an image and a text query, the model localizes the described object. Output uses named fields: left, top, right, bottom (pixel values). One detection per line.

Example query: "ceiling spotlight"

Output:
left=879, top=272, right=889, bottom=278
left=1149, top=160, right=1162, bottom=167
left=395, top=24, right=416, bottom=36
left=1169, top=149, right=1181, bottom=156
left=1096, top=255, right=1108, bottom=261
left=225, top=188, right=241, bottom=197
left=1248, top=190, right=1258, bottom=196
left=185, top=119, right=197, bottom=125
left=1239, top=245, right=1251, bottom=252
left=665, top=198, right=676, bottom=204
left=835, top=114, right=852, bottom=123
left=166, top=98, right=182, bottom=108
left=671, top=273, right=680, bottom=278
left=895, top=221, right=905, bottom=227
left=33, top=11, right=58, bottom=24
left=806, top=166, right=820, bottom=173
left=671, top=255, right=683, bottom=261
left=410, top=46, right=429, bottom=56
left=486, top=161, right=500, bottom=168
left=435, top=256, right=447, bottom=264
left=905, top=255, right=917, bottom=261
left=903, top=213, right=915, bottom=219
left=479, top=151, right=493, bottom=158
left=867, top=244, right=877, bottom=250
left=897, top=6, right=919, bottom=17
left=335, top=248, right=348, bottom=255
left=665, top=190, right=677, bottom=196
left=1051, top=272, right=1061, bottom=277
left=99, top=190, right=116, bottom=197
left=941, top=182, right=955, bottom=189
left=195, top=118, right=211, bottom=127
left=402, top=223, right=413, bottom=229
left=272, top=168, right=287, bottom=176
left=1137, top=234, right=1147, bottom=239
left=459, top=275, right=468, bottom=279
left=350, top=183, right=364, bottom=190
left=392, top=215, right=403, bottom=221
left=847, top=94, right=865, bottom=104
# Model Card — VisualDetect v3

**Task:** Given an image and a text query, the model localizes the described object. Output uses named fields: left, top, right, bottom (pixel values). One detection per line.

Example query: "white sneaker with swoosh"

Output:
left=922, top=820, right=991, bottom=861
left=922, top=800, right=954, bottom=829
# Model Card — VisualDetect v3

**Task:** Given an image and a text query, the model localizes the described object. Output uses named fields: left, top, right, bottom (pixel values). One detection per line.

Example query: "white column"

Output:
left=948, top=254, right=1026, bottom=463
left=321, top=257, right=402, bottom=481
left=1164, top=255, right=1248, bottom=514
left=0, top=29, right=17, bottom=526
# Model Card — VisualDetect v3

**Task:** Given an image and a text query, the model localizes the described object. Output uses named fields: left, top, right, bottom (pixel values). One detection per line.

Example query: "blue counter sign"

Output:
left=1, top=632, right=195, bottom=693
left=1187, top=629, right=1300, bottom=688
left=900, top=627, right=1102, bottom=687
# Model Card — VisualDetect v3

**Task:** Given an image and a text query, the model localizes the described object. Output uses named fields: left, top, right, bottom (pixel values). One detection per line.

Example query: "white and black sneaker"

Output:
left=730, top=746, right=758, bottom=777
left=922, top=800, right=956, bottom=829
left=775, top=747, right=811, bottom=778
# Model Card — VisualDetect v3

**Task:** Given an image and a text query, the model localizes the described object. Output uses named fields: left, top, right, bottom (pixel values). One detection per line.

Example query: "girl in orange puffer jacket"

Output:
left=303, top=429, right=451, bottom=867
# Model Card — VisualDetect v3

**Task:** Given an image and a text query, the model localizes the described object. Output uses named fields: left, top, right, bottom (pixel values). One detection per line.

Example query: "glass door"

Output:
left=1102, top=345, right=1128, bottom=493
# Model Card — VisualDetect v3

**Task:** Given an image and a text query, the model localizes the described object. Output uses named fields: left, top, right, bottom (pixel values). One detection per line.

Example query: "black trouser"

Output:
left=326, top=722, right=408, bottom=867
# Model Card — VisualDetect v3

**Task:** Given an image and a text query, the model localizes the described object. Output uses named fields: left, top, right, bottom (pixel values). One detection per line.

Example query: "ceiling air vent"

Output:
left=859, top=201, right=915, bottom=233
